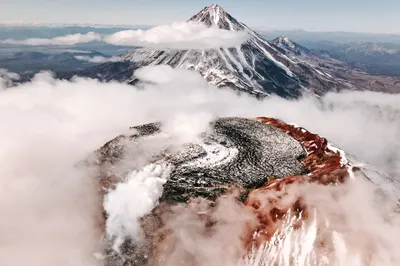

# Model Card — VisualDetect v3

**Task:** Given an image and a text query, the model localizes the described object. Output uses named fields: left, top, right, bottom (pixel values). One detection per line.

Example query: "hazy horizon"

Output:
left=1, top=0, right=399, bottom=34
left=1, top=23, right=400, bottom=36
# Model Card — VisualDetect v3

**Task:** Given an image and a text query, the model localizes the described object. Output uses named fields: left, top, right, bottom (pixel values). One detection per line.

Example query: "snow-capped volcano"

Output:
left=68, top=4, right=353, bottom=98
left=121, top=4, right=320, bottom=98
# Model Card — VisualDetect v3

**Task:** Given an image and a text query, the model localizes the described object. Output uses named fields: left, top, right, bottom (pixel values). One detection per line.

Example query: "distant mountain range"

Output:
left=307, top=41, right=400, bottom=76
left=260, top=29, right=400, bottom=44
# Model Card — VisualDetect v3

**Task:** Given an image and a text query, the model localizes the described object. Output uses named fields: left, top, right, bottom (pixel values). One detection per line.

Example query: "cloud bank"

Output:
left=1, top=22, right=249, bottom=49
left=1, top=66, right=400, bottom=265
left=104, top=163, right=172, bottom=252
left=1, top=32, right=102, bottom=46
left=74, top=55, right=123, bottom=63
left=103, top=22, right=249, bottom=49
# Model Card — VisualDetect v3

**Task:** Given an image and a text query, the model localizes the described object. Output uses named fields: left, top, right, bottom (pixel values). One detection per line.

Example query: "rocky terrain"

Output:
left=88, top=116, right=400, bottom=266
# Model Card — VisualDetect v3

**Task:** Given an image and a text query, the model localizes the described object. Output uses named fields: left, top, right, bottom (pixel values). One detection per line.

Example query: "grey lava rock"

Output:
left=97, top=117, right=308, bottom=202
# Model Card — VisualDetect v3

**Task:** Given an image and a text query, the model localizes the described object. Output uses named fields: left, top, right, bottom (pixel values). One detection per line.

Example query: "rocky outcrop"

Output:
left=92, top=116, right=396, bottom=266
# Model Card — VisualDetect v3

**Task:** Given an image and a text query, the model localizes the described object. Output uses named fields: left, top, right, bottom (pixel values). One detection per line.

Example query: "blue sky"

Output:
left=1, top=0, right=398, bottom=33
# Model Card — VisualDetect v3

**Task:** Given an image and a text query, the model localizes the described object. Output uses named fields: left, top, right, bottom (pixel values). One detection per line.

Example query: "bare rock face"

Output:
left=92, top=116, right=399, bottom=266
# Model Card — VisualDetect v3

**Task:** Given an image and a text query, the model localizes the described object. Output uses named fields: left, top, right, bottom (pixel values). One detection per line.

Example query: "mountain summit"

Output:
left=273, top=36, right=298, bottom=50
left=271, top=36, right=312, bottom=56
left=188, top=4, right=245, bottom=31
left=69, top=4, right=354, bottom=98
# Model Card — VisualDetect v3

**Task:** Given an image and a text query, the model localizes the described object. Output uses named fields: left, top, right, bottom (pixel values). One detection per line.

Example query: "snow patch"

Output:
left=251, top=36, right=295, bottom=78
left=181, top=140, right=239, bottom=169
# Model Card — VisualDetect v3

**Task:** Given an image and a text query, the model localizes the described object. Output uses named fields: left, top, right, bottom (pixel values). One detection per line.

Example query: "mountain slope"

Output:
left=68, top=5, right=355, bottom=98
left=94, top=116, right=400, bottom=266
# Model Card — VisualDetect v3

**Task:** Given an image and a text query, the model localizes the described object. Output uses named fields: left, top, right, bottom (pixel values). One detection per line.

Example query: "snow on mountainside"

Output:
left=120, top=4, right=354, bottom=98
left=65, top=4, right=357, bottom=98
left=270, top=35, right=344, bottom=81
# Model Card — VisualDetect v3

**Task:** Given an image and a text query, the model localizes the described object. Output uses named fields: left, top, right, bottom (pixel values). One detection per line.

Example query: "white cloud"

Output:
left=1, top=32, right=102, bottom=46
left=134, top=64, right=208, bottom=84
left=104, top=163, right=172, bottom=252
left=1, top=66, right=400, bottom=265
left=2, top=22, right=249, bottom=49
left=0, top=68, right=20, bottom=88
left=0, top=73, right=139, bottom=266
left=74, top=55, right=123, bottom=63
left=0, top=68, right=230, bottom=265
left=103, top=21, right=250, bottom=49
left=156, top=193, right=257, bottom=266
